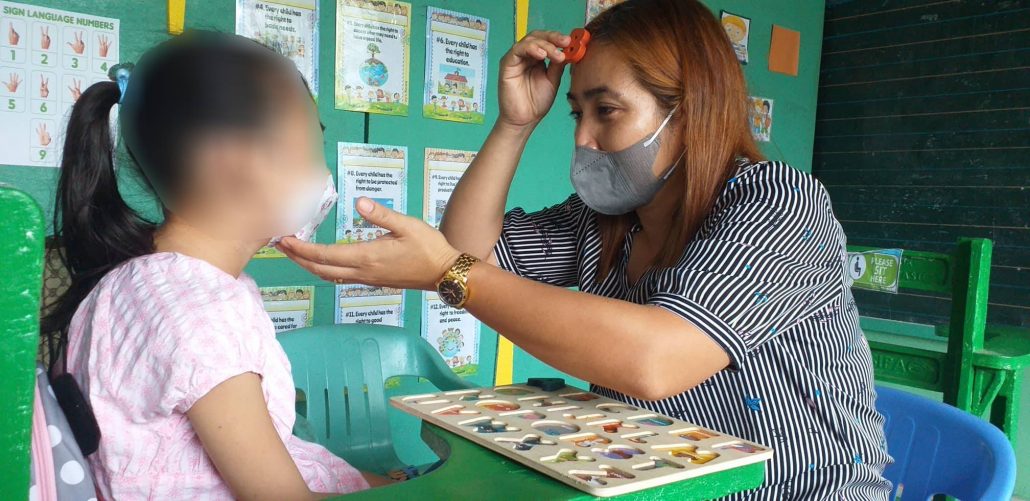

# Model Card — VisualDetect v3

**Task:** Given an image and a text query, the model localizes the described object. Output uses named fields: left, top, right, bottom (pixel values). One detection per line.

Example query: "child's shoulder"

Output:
left=97, top=252, right=263, bottom=319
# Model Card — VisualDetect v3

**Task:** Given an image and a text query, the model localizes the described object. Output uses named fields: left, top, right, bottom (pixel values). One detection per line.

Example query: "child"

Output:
left=44, top=31, right=382, bottom=500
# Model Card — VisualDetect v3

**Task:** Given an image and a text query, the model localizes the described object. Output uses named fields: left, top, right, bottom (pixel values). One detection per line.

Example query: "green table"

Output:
left=337, top=422, right=766, bottom=500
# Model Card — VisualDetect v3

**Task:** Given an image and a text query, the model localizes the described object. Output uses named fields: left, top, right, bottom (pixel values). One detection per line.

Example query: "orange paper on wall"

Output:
left=769, top=25, right=800, bottom=76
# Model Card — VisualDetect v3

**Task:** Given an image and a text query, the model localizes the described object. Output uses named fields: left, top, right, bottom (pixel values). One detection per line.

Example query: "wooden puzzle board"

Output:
left=390, top=383, right=773, bottom=498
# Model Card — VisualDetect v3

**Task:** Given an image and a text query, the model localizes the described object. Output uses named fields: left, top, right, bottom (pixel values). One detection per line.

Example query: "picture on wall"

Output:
left=424, top=148, right=476, bottom=227
left=0, top=1, right=118, bottom=167
left=748, top=96, right=773, bottom=142
left=586, top=0, right=624, bottom=23
left=720, top=11, right=750, bottom=64
left=334, top=0, right=410, bottom=115
left=236, top=0, right=319, bottom=96
left=336, top=142, right=407, bottom=244
left=336, top=283, right=404, bottom=327
left=260, top=286, right=315, bottom=333
left=423, top=7, right=488, bottom=124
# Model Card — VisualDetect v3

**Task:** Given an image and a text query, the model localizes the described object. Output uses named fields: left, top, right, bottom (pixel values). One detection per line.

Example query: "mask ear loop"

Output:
left=643, top=104, right=680, bottom=147
left=645, top=104, right=683, bottom=180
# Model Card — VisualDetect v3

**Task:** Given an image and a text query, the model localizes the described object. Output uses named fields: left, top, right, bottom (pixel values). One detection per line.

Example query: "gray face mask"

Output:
left=570, top=107, right=682, bottom=215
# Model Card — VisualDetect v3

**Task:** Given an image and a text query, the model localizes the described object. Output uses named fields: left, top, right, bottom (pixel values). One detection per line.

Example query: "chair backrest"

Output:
left=276, top=323, right=473, bottom=473
left=876, top=386, right=1015, bottom=500
left=0, top=186, right=47, bottom=494
left=849, top=238, right=992, bottom=408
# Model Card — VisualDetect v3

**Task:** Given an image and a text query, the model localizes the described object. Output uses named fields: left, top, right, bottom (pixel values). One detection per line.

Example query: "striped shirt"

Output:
left=495, top=161, right=892, bottom=499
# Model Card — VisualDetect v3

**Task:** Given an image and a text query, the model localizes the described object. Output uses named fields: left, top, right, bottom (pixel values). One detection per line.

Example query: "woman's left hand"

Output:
left=277, top=197, right=461, bottom=290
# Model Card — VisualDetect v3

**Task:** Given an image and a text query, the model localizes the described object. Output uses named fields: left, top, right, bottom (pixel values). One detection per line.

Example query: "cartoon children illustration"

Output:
left=392, top=92, right=401, bottom=103
left=375, top=89, right=385, bottom=102
left=366, top=90, right=375, bottom=103
left=721, top=13, right=749, bottom=63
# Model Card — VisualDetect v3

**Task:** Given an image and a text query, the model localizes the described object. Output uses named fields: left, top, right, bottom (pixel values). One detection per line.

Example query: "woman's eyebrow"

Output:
left=566, top=86, right=620, bottom=102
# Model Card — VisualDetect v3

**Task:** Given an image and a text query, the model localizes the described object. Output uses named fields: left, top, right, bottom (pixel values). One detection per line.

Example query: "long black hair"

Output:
left=44, top=31, right=306, bottom=370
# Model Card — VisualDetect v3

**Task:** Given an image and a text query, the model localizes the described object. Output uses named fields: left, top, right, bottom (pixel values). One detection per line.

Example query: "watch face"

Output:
left=439, top=279, right=466, bottom=306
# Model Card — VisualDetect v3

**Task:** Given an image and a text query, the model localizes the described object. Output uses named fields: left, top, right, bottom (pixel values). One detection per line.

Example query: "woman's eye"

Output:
left=597, top=106, right=615, bottom=116
left=569, top=110, right=583, bottom=121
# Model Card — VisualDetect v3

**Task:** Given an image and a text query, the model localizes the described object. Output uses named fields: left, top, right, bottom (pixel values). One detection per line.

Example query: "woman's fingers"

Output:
left=278, top=239, right=362, bottom=279
left=354, top=197, right=414, bottom=234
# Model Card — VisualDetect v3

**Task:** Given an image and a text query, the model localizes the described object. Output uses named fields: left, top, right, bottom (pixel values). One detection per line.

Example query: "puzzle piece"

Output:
left=630, top=415, right=674, bottom=427
left=592, top=445, right=646, bottom=460
left=674, top=428, right=719, bottom=441
left=622, top=431, right=658, bottom=444
left=596, top=403, right=638, bottom=414
left=632, top=456, right=685, bottom=471
left=658, top=445, right=720, bottom=464
left=495, top=434, right=556, bottom=451
left=567, top=433, right=611, bottom=448
left=509, top=410, right=546, bottom=421
left=446, top=389, right=495, bottom=402
left=533, top=421, right=581, bottom=436
left=521, top=395, right=567, bottom=408
left=561, top=392, right=599, bottom=402
left=589, top=419, right=639, bottom=434
left=542, top=448, right=596, bottom=464
left=569, top=466, right=635, bottom=487
left=431, top=404, right=480, bottom=417
left=463, top=419, right=520, bottom=434
left=476, top=400, right=521, bottom=412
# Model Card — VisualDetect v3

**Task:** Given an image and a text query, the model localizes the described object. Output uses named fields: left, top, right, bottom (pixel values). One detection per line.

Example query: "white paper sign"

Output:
left=422, top=291, right=479, bottom=377
left=335, top=284, right=404, bottom=327
left=336, top=142, right=407, bottom=243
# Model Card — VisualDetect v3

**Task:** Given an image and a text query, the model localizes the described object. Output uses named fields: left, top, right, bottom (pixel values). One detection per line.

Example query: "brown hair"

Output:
left=586, top=0, right=763, bottom=279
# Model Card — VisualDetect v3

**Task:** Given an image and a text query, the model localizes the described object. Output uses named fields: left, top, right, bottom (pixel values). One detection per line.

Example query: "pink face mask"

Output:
left=267, top=173, right=338, bottom=247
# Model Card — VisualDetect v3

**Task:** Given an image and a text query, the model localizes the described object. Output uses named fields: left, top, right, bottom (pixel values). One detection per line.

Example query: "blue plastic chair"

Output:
left=876, top=386, right=1016, bottom=500
left=276, top=324, right=474, bottom=474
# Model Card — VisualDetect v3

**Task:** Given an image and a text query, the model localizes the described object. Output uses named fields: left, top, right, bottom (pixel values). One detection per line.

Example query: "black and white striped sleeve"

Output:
left=648, top=164, right=845, bottom=370
left=493, top=194, right=587, bottom=288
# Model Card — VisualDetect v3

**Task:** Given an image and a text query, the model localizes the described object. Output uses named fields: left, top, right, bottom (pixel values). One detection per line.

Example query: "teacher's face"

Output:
left=567, top=43, right=683, bottom=178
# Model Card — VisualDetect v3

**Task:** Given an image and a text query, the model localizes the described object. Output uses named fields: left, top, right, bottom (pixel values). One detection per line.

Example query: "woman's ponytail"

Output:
left=43, top=80, right=155, bottom=365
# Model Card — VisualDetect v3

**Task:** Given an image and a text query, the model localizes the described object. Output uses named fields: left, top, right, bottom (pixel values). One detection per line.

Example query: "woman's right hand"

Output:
left=497, top=30, right=570, bottom=129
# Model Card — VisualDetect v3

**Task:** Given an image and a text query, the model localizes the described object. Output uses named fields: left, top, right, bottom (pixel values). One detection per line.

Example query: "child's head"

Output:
left=48, top=31, right=328, bottom=336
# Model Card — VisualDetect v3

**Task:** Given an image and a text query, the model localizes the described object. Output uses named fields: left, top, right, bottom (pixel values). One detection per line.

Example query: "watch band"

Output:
left=450, top=253, right=479, bottom=281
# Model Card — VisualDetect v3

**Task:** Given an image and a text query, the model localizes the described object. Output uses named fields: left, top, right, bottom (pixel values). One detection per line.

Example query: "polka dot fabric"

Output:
left=29, top=364, right=98, bottom=500
left=65, top=253, right=370, bottom=499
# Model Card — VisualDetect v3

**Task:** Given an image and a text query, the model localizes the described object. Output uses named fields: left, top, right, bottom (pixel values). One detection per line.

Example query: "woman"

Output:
left=278, top=0, right=892, bottom=497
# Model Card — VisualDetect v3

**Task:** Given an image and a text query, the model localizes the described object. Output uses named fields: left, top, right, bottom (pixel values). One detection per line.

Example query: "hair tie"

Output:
left=107, top=63, right=134, bottom=104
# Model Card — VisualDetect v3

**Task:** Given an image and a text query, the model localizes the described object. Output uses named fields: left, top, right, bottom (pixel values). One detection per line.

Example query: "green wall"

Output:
left=0, top=0, right=826, bottom=466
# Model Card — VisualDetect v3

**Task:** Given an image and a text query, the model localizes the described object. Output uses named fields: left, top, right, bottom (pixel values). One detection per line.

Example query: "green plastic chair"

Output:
left=0, top=186, right=46, bottom=495
left=276, top=324, right=475, bottom=474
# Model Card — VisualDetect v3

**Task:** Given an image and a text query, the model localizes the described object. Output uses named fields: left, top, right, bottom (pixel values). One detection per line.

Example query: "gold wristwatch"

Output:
left=436, top=253, right=480, bottom=309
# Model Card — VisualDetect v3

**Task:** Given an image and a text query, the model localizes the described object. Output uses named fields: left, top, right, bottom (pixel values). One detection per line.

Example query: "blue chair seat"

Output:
left=876, top=386, right=1016, bottom=500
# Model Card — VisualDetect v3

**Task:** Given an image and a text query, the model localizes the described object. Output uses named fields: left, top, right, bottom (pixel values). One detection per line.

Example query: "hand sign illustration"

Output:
left=68, top=78, right=82, bottom=101
left=8, top=23, right=19, bottom=46
left=67, top=31, right=85, bottom=54
left=3, top=73, right=21, bottom=92
left=98, top=34, right=112, bottom=57
left=36, top=123, right=51, bottom=147
left=39, top=76, right=48, bottom=98
left=40, top=26, right=51, bottom=50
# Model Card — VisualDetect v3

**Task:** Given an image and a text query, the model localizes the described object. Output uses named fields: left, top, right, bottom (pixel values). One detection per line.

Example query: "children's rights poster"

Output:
left=260, top=286, right=315, bottom=333
left=336, top=284, right=404, bottom=327
left=422, top=291, right=479, bottom=377
left=423, top=7, right=487, bottom=124
left=335, top=0, right=410, bottom=115
left=337, top=142, right=407, bottom=244
left=424, top=148, right=475, bottom=227
left=236, top=0, right=319, bottom=96
left=0, top=1, right=118, bottom=167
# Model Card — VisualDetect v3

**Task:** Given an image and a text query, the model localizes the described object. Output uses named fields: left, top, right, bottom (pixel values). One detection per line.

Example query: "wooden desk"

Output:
left=338, top=422, right=766, bottom=500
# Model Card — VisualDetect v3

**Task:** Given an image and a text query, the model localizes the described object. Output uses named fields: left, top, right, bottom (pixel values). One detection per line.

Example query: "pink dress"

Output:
left=66, top=252, right=369, bottom=500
